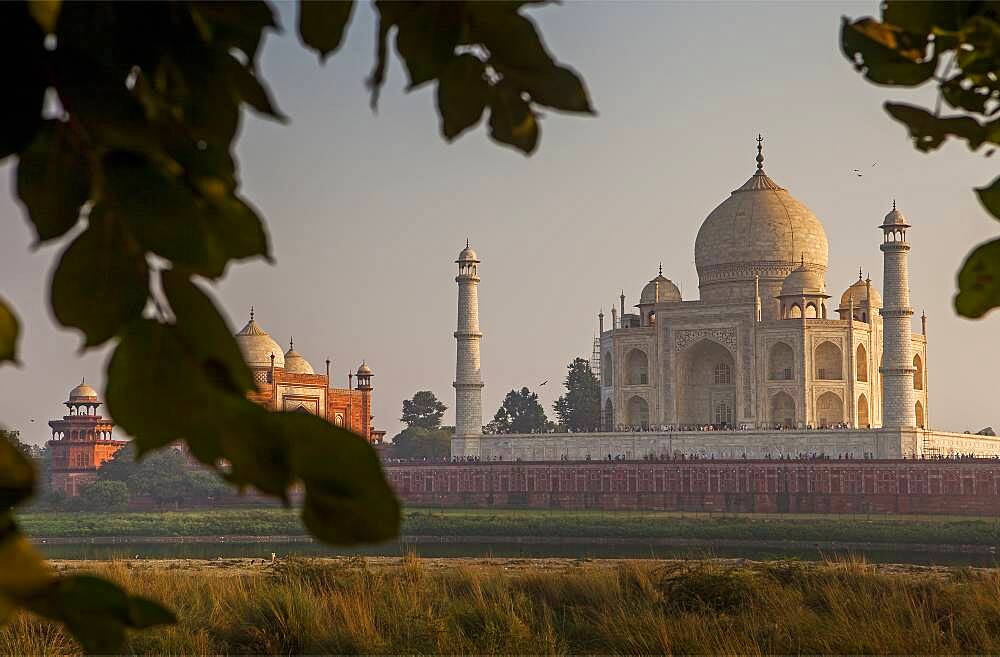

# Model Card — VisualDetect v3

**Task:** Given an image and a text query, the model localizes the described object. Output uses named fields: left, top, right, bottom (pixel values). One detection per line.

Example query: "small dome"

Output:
left=283, top=338, right=314, bottom=375
left=839, top=275, right=882, bottom=310
left=357, top=361, right=373, bottom=376
left=69, top=379, right=98, bottom=402
left=234, top=309, right=284, bottom=369
left=457, top=241, right=479, bottom=262
left=779, top=263, right=827, bottom=297
left=881, top=201, right=909, bottom=227
left=639, top=271, right=682, bottom=304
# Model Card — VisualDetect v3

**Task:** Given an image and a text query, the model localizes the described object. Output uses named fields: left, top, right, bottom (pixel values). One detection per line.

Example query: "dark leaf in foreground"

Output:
left=299, top=0, right=355, bottom=61
left=16, top=121, right=91, bottom=243
left=0, top=299, right=19, bottom=365
left=955, top=237, right=1000, bottom=318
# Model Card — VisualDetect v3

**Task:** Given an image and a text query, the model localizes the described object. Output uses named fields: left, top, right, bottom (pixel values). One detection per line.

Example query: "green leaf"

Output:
left=975, top=176, right=1000, bottom=220
left=436, top=54, right=488, bottom=140
left=488, top=83, right=539, bottom=155
left=16, top=121, right=91, bottom=243
left=884, top=102, right=988, bottom=152
left=161, top=270, right=255, bottom=395
left=221, top=56, right=286, bottom=121
left=50, top=211, right=149, bottom=347
left=127, top=596, right=177, bottom=629
left=955, top=237, right=1000, bottom=318
left=298, top=0, right=355, bottom=61
left=0, top=298, right=19, bottom=365
left=0, top=4, right=47, bottom=159
left=469, top=4, right=553, bottom=70
left=282, top=412, right=401, bottom=544
left=500, top=63, right=594, bottom=114
left=103, top=151, right=269, bottom=279
left=840, top=17, right=936, bottom=86
left=395, top=3, right=462, bottom=89
left=0, top=440, right=35, bottom=508
left=189, top=1, right=276, bottom=62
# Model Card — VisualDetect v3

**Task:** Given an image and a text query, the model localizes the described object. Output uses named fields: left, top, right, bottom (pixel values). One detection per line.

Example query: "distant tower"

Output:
left=453, top=241, right=483, bottom=454
left=879, top=201, right=916, bottom=428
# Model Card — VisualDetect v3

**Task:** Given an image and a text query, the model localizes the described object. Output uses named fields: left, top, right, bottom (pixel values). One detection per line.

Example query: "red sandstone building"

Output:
left=47, top=380, right=127, bottom=496
left=235, top=309, right=384, bottom=442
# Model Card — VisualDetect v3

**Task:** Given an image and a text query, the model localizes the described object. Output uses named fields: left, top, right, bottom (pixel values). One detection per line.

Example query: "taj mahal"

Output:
left=452, top=138, right=1000, bottom=461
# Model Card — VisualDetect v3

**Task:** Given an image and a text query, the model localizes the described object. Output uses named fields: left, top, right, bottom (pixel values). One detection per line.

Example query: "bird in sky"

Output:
left=539, top=380, right=548, bottom=387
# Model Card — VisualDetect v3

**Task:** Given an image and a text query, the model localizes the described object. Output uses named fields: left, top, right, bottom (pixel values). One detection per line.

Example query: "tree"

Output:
left=491, top=388, right=549, bottom=435
left=390, top=426, right=453, bottom=460
left=840, top=2, right=1000, bottom=318
left=401, top=391, right=448, bottom=430
left=0, top=1, right=591, bottom=650
left=77, top=481, right=129, bottom=513
left=99, top=444, right=231, bottom=507
left=553, top=358, right=601, bottom=432
left=1, top=429, right=31, bottom=458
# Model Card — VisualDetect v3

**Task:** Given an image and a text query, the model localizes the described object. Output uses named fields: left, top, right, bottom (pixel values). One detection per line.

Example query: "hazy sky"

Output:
left=2, top=1, right=998, bottom=444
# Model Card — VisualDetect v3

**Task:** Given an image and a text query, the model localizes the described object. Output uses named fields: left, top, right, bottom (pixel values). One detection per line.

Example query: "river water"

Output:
left=36, top=540, right=1000, bottom=567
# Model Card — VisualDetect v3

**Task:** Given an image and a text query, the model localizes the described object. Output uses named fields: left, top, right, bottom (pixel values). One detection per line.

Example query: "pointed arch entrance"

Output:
left=816, top=392, right=844, bottom=427
left=770, top=391, right=795, bottom=427
left=676, top=339, right=736, bottom=425
left=857, top=394, right=869, bottom=428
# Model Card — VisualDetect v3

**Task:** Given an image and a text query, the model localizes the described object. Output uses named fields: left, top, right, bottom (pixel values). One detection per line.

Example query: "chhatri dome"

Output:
left=234, top=307, right=285, bottom=369
left=68, top=378, right=99, bottom=402
left=639, top=264, right=682, bottom=304
left=695, top=135, right=829, bottom=302
left=283, top=337, right=314, bottom=374
left=780, top=258, right=827, bottom=297
left=839, top=270, right=883, bottom=312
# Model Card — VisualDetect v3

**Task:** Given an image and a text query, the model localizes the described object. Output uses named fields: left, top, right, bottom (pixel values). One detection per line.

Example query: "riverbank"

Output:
left=18, top=507, right=1000, bottom=545
left=7, top=556, right=1000, bottom=654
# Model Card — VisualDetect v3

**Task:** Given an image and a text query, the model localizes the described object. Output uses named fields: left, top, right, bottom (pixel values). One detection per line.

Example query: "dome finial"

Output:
left=658, top=262, right=663, bottom=276
left=858, top=266, right=863, bottom=281
left=289, top=336, right=294, bottom=351
left=892, top=198, right=896, bottom=211
left=250, top=305, right=254, bottom=321
left=756, top=134, right=764, bottom=171
left=466, top=237, right=469, bottom=249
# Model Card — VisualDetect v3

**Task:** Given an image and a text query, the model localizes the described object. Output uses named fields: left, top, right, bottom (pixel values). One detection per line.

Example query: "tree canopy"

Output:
left=389, top=426, right=453, bottom=460
left=0, top=0, right=592, bottom=651
left=401, top=391, right=448, bottom=430
left=840, top=1, right=1000, bottom=318
left=553, top=358, right=601, bottom=432
left=489, top=387, right=549, bottom=435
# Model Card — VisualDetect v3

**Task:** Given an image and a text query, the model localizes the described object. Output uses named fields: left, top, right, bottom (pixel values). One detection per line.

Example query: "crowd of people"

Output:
left=383, top=451, right=1000, bottom=464
left=484, top=422, right=869, bottom=435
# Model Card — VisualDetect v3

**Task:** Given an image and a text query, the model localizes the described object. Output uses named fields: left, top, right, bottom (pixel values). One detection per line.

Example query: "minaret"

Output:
left=453, top=241, right=483, bottom=455
left=879, top=201, right=916, bottom=428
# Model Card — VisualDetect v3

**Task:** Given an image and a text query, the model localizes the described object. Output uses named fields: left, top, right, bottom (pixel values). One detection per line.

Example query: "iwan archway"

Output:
left=676, top=339, right=736, bottom=426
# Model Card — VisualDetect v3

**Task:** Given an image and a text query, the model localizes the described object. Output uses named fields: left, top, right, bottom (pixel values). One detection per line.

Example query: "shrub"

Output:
left=78, top=481, right=129, bottom=512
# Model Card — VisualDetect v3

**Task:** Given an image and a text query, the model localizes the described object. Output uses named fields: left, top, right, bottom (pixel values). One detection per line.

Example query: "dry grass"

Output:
left=5, top=556, right=1000, bottom=655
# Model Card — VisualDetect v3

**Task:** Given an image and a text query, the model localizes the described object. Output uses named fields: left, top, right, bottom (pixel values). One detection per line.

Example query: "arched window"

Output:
left=713, top=362, right=731, bottom=385
left=627, top=396, right=649, bottom=427
left=714, top=400, right=733, bottom=426
left=334, top=413, right=344, bottom=426
left=913, top=354, right=923, bottom=390
left=815, top=341, right=843, bottom=380
left=857, top=394, right=870, bottom=428
left=816, top=392, right=844, bottom=427
left=856, top=344, right=868, bottom=382
left=915, top=401, right=925, bottom=428
left=603, top=399, right=614, bottom=431
left=788, top=304, right=802, bottom=319
left=770, top=392, right=795, bottom=426
left=602, top=352, right=613, bottom=386
left=805, top=303, right=818, bottom=319
left=626, top=349, right=649, bottom=385
left=768, top=342, right=794, bottom=381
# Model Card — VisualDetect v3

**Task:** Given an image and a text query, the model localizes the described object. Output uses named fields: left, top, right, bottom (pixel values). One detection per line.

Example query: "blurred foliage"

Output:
left=0, top=0, right=591, bottom=651
left=840, top=1, right=1000, bottom=318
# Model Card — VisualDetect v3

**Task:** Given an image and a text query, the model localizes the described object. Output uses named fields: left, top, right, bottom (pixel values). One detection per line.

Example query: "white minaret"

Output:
left=452, top=241, right=483, bottom=458
left=879, top=201, right=916, bottom=428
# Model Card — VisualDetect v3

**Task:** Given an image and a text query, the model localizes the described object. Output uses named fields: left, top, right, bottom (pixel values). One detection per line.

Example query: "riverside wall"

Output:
left=384, top=459, right=1000, bottom=516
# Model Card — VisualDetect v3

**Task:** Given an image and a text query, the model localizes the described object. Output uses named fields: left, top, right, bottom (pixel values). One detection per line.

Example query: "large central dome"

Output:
left=694, top=144, right=828, bottom=303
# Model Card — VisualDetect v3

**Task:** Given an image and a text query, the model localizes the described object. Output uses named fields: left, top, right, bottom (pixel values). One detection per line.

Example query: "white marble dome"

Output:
left=235, top=313, right=284, bottom=369
left=839, top=276, right=882, bottom=310
left=780, top=263, right=827, bottom=297
left=639, top=273, right=682, bottom=304
left=283, top=339, right=314, bottom=374
left=695, top=164, right=829, bottom=301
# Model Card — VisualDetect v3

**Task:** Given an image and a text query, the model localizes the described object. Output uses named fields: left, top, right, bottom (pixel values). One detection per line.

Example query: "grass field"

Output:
left=16, top=507, right=1000, bottom=546
left=6, top=556, right=1000, bottom=654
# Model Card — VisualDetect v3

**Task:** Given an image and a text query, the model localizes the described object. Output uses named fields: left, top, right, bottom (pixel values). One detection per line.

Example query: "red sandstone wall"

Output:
left=384, top=461, right=1000, bottom=516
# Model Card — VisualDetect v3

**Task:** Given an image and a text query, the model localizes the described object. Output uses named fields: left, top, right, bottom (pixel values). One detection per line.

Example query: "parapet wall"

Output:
left=385, top=459, right=1000, bottom=516
left=453, top=429, right=1000, bottom=461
